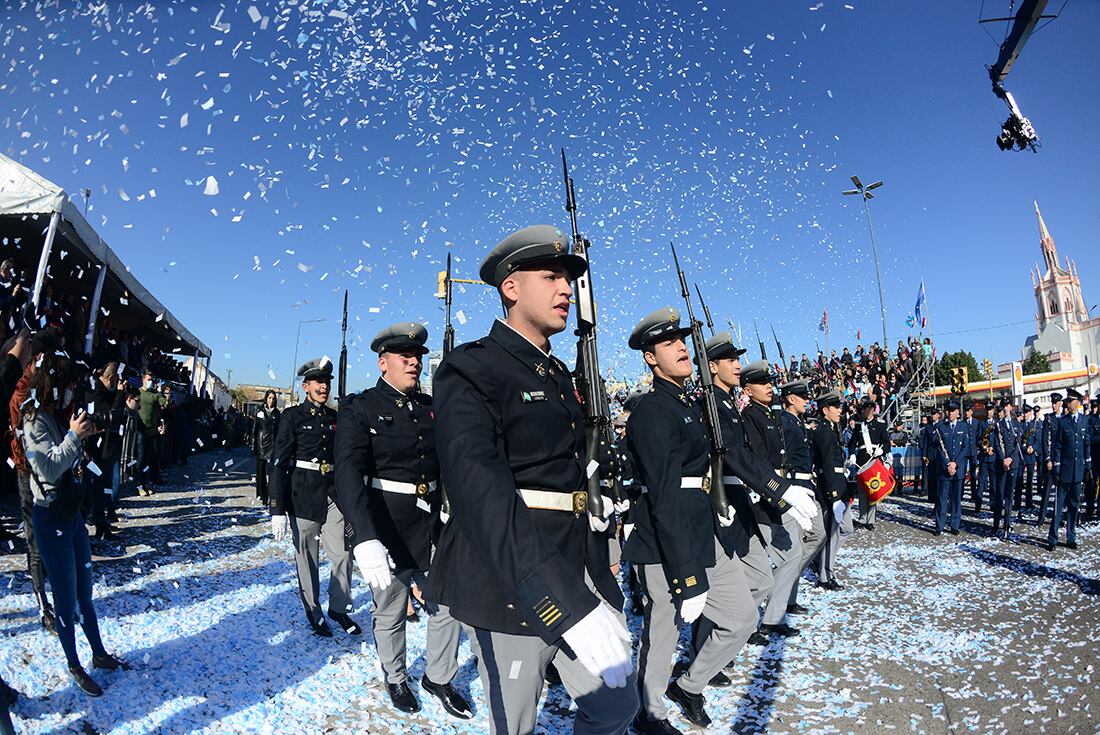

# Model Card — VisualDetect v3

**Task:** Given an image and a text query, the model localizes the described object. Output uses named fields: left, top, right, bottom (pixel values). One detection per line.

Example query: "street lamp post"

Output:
left=842, top=176, right=888, bottom=349
left=289, top=318, right=327, bottom=404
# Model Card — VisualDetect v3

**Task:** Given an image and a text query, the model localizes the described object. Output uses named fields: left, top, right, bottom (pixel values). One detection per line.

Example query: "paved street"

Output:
left=1, top=448, right=1096, bottom=734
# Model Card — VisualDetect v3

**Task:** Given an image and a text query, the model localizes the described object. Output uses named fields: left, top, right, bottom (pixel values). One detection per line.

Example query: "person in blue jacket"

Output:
left=929, top=399, right=972, bottom=536
left=1046, top=388, right=1092, bottom=551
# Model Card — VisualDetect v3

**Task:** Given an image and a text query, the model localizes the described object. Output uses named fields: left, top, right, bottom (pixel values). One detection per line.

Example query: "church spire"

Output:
left=1035, top=200, right=1059, bottom=274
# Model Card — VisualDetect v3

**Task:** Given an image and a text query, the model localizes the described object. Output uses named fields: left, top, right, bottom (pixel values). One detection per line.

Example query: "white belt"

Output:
left=833, top=467, right=845, bottom=474
left=368, top=477, right=437, bottom=496
left=517, top=488, right=587, bottom=513
left=791, top=472, right=813, bottom=481
left=721, top=475, right=745, bottom=486
left=638, top=476, right=705, bottom=495
left=295, top=459, right=333, bottom=475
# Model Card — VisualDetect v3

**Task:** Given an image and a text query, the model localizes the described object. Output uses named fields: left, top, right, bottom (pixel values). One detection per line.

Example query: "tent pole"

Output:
left=189, top=350, right=199, bottom=395
left=83, top=264, right=108, bottom=355
left=31, top=212, right=61, bottom=317
left=202, top=355, right=211, bottom=399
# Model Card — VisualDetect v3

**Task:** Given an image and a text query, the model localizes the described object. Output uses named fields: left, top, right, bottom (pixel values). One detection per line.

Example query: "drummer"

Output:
left=846, top=397, right=892, bottom=530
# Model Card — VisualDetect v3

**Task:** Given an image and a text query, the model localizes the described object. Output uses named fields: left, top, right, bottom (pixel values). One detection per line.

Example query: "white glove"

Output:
left=873, top=445, right=884, bottom=458
left=787, top=504, right=814, bottom=533
left=561, top=603, right=633, bottom=689
left=439, top=509, right=451, bottom=525
left=846, top=455, right=858, bottom=468
left=614, top=497, right=631, bottom=515
left=679, top=592, right=707, bottom=624
left=271, top=514, right=290, bottom=542
left=831, top=499, right=846, bottom=520
left=622, top=523, right=635, bottom=541
left=717, top=507, right=736, bottom=528
left=782, top=484, right=820, bottom=521
left=588, top=513, right=610, bottom=533
left=353, top=540, right=395, bottom=591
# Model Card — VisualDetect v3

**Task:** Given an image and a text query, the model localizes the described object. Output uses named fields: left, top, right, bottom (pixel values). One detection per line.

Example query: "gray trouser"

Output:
left=737, top=531, right=774, bottom=608
left=638, top=539, right=756, bottom=720
left=758, top=513, right=803, bottom=626
left=818, top=505, right=854, bottom=583
left=787, top=507, right=827, bottom=607
left=371, top=567, right=460, bottom=685
left=857, top=482, right=877, bottom=525
left=289, top=500, right=352, bottom=623
left=462, top=605, right=639, bottom=735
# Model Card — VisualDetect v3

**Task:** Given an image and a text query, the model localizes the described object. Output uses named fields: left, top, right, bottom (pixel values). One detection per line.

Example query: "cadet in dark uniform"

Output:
left=810, top=391, right=852, bottom=589
left=269, top=359, right=354, bottom=637
left=1047, top=387, right=1091, bottom=551
left=929, top=399, right=971, bottom=536
left=1037, top=393, right=1063, bottom=525
left=964, top=403, right=980, bottom=506
left=976, top=407, right=998, bottom=514
left=740, top=361, right=819, bottom=642
left=426, top=225, right=637, bottom=735
left=992, top=400, right=1023, bottom=539
left=920, top=407, right=942, bottom=504
left=334, top=323, right=470, bottom=718
left=624, top=316, right=762, bottom=734
left=777, top=380, right=827, bottom=612
left=1016, top=405, right=1038, bottom=515
left=847, top=397, right=890, bottom=529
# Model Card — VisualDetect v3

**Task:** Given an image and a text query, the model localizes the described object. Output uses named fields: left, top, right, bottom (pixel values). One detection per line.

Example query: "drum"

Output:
left=856, top=457, right=896, bottom=505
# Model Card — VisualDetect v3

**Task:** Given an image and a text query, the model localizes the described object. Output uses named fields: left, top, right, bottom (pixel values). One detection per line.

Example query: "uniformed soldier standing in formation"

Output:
left=810, top=390, right=852, bottom=589
left=964, top=403, right=981, bottom=509
left=976, top=406, right=999, bottom=514
left=777, top=380, right=827, bottom=613
left=992, top=400, right=1023, bottom=540
left=1037, top=392, right=1064, bottom=526
left=1018, top=404, right=1040, bottom=517
left=930, top=399, right=971, bottom=536
left=333, top=323, right=471, bottom=718
left=739, top=360, right=819, bottom=642
left=1089, top=396, right=1100, bottom=520
left=269, top=359, right=356, bottom=637
left=624, top=312, right=761, bottom=734
left=1046, top=387, right=1092, bottom=551
left=919, top=407, right=942, bottom=505
left=426, top=225, right=637, bottom=735
left=847, top=397, right=890, bottom=530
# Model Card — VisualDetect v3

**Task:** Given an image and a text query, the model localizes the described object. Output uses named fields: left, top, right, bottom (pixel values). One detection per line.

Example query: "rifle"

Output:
left=439, top=254, right=455, bottom=516
left=562, top=149, right=620, bottom=517
left=754, top=319, right=767, bottom=362
left=670, top=242, right=732, bottom=520
left=694, top=284, right=717, bottom=336
left=770, top=324, right=787, bottom=377
left=338, top=290, right=348, bottom=400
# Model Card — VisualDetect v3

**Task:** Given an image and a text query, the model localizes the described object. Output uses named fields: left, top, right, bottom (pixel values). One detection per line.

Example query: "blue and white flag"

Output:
left=914, top=279, right=927, bottom=329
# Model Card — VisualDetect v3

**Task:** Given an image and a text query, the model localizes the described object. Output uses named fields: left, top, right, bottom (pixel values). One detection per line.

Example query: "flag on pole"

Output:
left=855, top=329, right=861, bottom=341
left=818, top=308, right=829, bottom=333
left=914, top=279, right=927, bottom=329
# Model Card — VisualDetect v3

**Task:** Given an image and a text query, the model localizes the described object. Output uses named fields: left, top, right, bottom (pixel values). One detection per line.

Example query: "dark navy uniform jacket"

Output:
left=425, top=321, right=616, bottom=644
left=269, top=399, right=338, bottom=523
left=1020, top=418, right=1040, bottom=465
left=711, top=387, right=790, bottom=559
left=994, top=416, right=1023, bottom=466
left=965, top=417, right=981, bottom=462
left=1041, top=412, right=1060, bottom=464
left=1051, top=413, right=1092, bottom=484
left=931, top=419, right=972, bottom=479
left=334, top=378, right=439, bottom=572
left=811, top=420, right=851, bottom=509
left=980, top=419, right=997, bottom=464
left=623, top=377, right=714, bottom=601
left=847, top=417, right=890, bottom=468
left=741, top=399, right=789, bottom=525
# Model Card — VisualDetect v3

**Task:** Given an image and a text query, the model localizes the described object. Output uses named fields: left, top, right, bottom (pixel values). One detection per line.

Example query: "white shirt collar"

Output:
left=496, top=318, right=553, bottom=358
left=381, top=376, right=413, bottom=397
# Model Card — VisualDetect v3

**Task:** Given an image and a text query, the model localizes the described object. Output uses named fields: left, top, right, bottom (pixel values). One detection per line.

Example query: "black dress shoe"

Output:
left=92, top=653, right=131, bottom=671
left=387, top=681, right=420, bottom=713
left=828, top=579, right=845, bottom=590
left=786, top=603, right=809, bottom=616
left=69, top=665, right=103, bottom=697
left=760, top=623, right=800, bottom=638
left=932, top=529, right=942, bottom=536
left=311, top=619, right=333, bottom=638
left=1066, top=541, right=1078, bottom=550
left=949, top=528, right=960, bottom=536
left=707, top=670, right=732, bottom=688
left=665, top=680, right=711, bottom=728
left=746, top=631, right=769, bottom=646
left=328, top=611, right=361, bottom=635
left=1045, top=541, right=1056, bottom=552
left=632, top=716, right=684, bottom=734
left=421, top=676, right=472, bottom=719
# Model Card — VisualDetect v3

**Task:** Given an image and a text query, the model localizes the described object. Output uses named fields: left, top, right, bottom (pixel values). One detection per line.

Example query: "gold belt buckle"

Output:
left=572, top=491, right=587, bottom=516
left=416, top=482, right=429, bottom=497
left=319, top=461, right=331, bottom=476
left=701, top=475, right=711, bottom=495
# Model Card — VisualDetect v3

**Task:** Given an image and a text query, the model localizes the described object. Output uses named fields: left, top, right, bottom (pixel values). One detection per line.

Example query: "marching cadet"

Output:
left=269, top=359, right=355, bottom=638
left=810, top=391, right=852, bottom=589
left=1046, top=387, right=1092, bottom=551
left=992, top=399, right=1023, bottom=540
left=964, top=403, right=981, bottom=507
left=919, top=407, right=942, bottom=504
left=740, top=361, right=819, bottom=643
left=777, top=380, right=827, bottom=612
left=1018, top=404, right=1040, bottom=516
left=333, top=323, right=471, bottom=718
left=426, top=225, right=637, bottom=735
left=929, top=399, right=971, bottom=536
left=847, top=397, right=891, bottom=530
left=688, top=333, right=815, bottom=689
left=625, top=315, right=773, bottom=734
left=1037, top=392, right=1064, bottom=526
left=976, top=406, right=998, bottom=513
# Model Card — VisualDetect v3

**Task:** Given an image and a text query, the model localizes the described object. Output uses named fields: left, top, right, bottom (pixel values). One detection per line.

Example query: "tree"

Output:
left=1021, top=350, right=1052, bottom=375
left=934, top=350, right=983, bottom=388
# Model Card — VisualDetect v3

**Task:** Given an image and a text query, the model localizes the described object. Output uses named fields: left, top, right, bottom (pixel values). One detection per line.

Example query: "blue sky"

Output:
left=2, top=0, right=1098, bottom=389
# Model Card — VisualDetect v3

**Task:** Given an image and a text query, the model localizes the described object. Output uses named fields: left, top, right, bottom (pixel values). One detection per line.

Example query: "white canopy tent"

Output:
left=0, top=152, right=211, bottom=389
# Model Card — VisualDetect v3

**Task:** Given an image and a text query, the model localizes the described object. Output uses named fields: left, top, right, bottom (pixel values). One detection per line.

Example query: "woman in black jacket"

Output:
left=251, top=390, right=279, bottom=504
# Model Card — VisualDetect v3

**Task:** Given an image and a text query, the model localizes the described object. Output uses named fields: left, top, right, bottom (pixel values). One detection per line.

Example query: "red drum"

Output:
left=856, top=457, right=896, bottom=505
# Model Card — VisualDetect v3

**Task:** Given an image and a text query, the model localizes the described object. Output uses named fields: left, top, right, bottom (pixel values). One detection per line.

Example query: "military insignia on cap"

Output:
left=553, top=241, right=563, bottom=253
